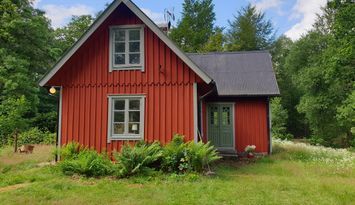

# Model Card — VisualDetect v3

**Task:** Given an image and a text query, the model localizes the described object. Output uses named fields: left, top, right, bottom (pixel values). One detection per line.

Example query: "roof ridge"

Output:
left=187, top=50, right=270, bottom=55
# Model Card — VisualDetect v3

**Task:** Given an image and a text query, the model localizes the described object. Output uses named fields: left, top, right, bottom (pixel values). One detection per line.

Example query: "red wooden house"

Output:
left=39, top=0, right=279, bottom=156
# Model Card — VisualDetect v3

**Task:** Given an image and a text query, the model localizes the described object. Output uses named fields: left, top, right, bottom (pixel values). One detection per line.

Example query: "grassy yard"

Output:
left=0, top=142, right=354, bottom=205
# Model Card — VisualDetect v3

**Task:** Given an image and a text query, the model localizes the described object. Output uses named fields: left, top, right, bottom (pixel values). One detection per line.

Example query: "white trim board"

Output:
left=39, top=0, right=212, bottom=87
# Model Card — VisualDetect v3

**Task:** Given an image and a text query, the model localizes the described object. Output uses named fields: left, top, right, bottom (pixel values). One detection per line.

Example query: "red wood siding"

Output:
left=201, top=98, right=269, bottom=153
left=235, top=100, right=269, bottom=153
left=48, top=4, right=201, bottom=153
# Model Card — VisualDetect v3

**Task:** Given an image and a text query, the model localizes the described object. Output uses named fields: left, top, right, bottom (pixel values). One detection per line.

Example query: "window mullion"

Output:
left=126, top=30, right=129, bottom=65
left=124, top=99, right=129, bottom=135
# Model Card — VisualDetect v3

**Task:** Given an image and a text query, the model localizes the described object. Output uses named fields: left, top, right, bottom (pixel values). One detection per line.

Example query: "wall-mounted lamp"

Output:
left=49, top=87, right=57, bottom=95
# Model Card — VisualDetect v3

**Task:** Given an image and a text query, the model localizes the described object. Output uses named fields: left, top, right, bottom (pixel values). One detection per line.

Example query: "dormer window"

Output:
left=109, top=25, right=145, bottom=71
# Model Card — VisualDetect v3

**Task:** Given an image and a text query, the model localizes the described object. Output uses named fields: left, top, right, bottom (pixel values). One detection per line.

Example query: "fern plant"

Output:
left=113, top=141, right=163, bottom=177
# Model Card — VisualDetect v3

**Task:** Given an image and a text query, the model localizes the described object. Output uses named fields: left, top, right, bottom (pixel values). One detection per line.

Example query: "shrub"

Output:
left=15, top=127, right=56, bottom=146
left=113, top=141, right=163, bottom=178
left=60, top=142, right=82, bottom=160
left=185, top=141, right=220, bottom=172
left=162, top=134, right=220, bottom=173
left=161, top=134, right=188, bottom=172
left=59, top=148, right=113, bottom=177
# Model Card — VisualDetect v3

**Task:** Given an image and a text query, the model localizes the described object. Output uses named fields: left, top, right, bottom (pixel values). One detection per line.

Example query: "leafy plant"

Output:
left=162, top=134, right=220, bottom=173
left=59, top=142, right=82, bottom=160
left=113, top=141, right=163, bottom=178
left=15, top=127, right=55, bottom=146
left=59, top=149, right=113, bottom=177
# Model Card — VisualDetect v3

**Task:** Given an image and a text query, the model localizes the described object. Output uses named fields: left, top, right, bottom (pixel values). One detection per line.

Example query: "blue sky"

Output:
left=33, top=0, right=327, bottom=40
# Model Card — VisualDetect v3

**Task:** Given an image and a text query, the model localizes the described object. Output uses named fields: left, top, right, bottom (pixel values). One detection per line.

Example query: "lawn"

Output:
left=0, top=141, right=354, bottom=205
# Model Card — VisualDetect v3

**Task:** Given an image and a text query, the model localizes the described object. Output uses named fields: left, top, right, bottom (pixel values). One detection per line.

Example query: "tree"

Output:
left=0, top=0, right=57, bottom=145
left=200, top=27, right=225, bottom=52
left=270, top=97, right=292, bottom=140
left=169, top=0, right=216, bottom=52
left=226, top=4, right=275, bottom=51
left=54, top=15, right=94, bottom=54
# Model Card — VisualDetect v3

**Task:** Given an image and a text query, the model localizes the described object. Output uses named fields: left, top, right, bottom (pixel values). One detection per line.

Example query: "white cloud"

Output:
left=285, top=0, right=327, bottom=40
left=31, top=0, right=41, bottom=8
left=250, top=0, right=283, bottom=12
left=42, top=4, right=94, bottom=28
left=141, top=8, right=165, bottom=24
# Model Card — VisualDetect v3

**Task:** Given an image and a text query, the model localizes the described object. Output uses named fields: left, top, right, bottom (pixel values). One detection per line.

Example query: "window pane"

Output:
left=129, top=54, right=140, bottom=64
left=113, top=123, right=124, bottom=134
left=115, top=30, right=125, bottom=41
left=129, top=111, right=140, bottom=122
left=114, top=100, right=125, bottom=110
left=129, top=42, right=140, bottom=52
left=114, top=111, right=124, bottom=122
left=114, top=54, right=125, bottom=65
left=128, top=123, right=140, bottom=134
left=129, top=30, right=140, bottom=41
left=129, top=100, right=140, bottom=110
left=115, top=42, right=125, bottom=53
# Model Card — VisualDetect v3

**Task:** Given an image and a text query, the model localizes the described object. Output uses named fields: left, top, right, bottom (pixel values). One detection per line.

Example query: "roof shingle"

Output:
left=188, top=51, right=280, bottom=96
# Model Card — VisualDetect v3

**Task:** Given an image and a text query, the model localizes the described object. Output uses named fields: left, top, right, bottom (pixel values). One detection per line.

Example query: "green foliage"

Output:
left=59, top=148, right=113, bottom=177
left=59, top=142, right=82, bottom=160
left=15, top=127, right=55, bottom=146
left=54, top=15, right=94, bottom=54
left=162, top=134, right=220, bottom=173
left=113, top=141, right=163, bottom=178
left=226, top=4, right=275, bottom=51
left=200, top=27, right=225, bottom=52
left=169, top=0, right=216, bottom=52
left=270, top=97, right=292, bottom=140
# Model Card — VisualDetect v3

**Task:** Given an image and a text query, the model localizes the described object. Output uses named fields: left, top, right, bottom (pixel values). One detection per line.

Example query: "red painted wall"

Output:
left=47, top=4, right=202, bottom=153
left=201, top=98, right=269, bottom=153
left=235, top=99, right=269, bottom=153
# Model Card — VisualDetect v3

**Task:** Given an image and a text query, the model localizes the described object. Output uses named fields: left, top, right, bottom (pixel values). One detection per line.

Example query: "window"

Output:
left=107, top=95, right=145, bottom=141
left=109, top=25, right=144, bottom=71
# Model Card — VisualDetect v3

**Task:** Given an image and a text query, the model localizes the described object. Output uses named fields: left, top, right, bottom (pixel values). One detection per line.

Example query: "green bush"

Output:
left=113, top=141, right=163, bottom=178
left=16, top=127, right=55, bottom=146
left=59, top=148, right=113, bottom=177
left=60, top=142, right=82, bottom=160
left=162, top=134, right=220, bottom=173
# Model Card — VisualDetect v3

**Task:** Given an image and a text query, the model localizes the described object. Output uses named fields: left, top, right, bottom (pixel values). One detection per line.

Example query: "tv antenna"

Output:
left=164, top=7, right=175, bottom=30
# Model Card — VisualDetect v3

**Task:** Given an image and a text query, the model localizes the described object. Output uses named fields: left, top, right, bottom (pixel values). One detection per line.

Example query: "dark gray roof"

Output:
left=188, top=51, right=280, bottom=96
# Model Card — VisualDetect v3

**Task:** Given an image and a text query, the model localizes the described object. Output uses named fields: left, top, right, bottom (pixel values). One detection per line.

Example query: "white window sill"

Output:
left=110, top=65, right=144, bottom=72
left=109, top=136, right=143, bottom=141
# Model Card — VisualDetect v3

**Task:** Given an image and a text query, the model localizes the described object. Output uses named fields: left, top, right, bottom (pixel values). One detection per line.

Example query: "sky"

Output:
left=32, top=0, right=328, bottom=41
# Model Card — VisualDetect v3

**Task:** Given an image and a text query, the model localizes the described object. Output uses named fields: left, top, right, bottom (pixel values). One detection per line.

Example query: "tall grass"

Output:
left=273, top=138, right=355, bottom=171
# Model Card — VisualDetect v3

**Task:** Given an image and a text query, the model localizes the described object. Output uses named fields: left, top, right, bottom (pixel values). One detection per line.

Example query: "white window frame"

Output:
left=109, top=25, right=145, bottom=71
left=107, top=95, right=145, bottom=142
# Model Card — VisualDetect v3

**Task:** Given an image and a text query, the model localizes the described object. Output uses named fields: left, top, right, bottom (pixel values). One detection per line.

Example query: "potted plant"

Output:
left=244, top=145, right=256, bottom=158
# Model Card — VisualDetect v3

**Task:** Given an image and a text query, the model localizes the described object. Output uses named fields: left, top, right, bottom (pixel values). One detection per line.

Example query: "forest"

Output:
left=0, top=0, right=354, bottom=148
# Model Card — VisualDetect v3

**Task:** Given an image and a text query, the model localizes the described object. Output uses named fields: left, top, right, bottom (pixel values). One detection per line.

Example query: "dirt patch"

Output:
left=0, top=183, right=31, bottom=193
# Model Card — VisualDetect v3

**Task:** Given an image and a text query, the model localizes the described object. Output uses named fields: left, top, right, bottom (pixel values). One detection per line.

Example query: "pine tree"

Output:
left=169, top=0, right=216, bottom=52
left=226, top=4, right=275, bottom=51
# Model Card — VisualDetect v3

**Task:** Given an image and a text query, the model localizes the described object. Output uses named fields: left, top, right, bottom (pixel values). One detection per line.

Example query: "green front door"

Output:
left=207, top=103, right=234, bottom=149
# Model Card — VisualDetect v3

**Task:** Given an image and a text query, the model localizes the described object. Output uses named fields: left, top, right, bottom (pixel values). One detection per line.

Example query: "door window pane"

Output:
left=222, top=107, right=230, bottom=125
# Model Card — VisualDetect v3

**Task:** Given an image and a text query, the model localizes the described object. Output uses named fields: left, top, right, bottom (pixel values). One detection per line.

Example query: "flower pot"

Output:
left=247, top=153, right=254, bottom=159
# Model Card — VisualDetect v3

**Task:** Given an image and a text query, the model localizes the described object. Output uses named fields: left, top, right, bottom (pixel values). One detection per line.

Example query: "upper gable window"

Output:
left=109, top=25, right=144, bottom=71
